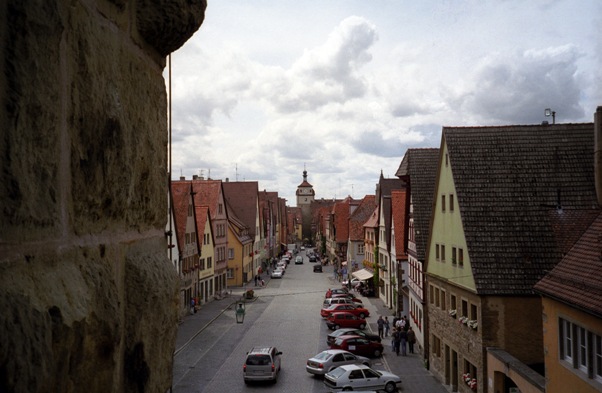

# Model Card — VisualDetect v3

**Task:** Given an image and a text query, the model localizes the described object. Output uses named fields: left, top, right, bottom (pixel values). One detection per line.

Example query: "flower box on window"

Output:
left=448, top=309, right=457, bottom=317
left=458, top=316, right=468, bottom=325
left=467, top=320, right=478, bottom=330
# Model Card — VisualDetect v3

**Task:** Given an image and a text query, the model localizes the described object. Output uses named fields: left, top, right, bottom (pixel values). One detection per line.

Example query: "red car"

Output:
left=320, top=303, right=370, bottom=319
left=326, top=312, right=367, bottom=330
left=330, top=335, right=384, bottom=358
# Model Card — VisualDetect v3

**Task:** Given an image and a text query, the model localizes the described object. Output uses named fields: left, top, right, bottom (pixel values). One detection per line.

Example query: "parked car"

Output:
left=306, top=349, right=371, bottom=376
left=342, top=277, right=362, bottom=289
left=243, top=346, right=282, bottom=384
left=309, top=254, right=317, bottom=262
left=330, top=335, right=384, bottom=358
left=271, top=269, right=284, bottom=278
left=321, top=303, right=370, bottom=319
left=313, top=264, right=323, bottom=273
left=326, top=312, right=367, bottom=330
left=323, top=364, right=401, bottom=392
left=328, top=293, right=364, bottom=305
left=295, top=256, right=303, bottom=264
left=277, top=261, right=287, bottom=271
left=325, top=288, right=349, bottom=298
left=327, top=328, right=381, bottom=346
left=323, top=297, right=362, bottom=309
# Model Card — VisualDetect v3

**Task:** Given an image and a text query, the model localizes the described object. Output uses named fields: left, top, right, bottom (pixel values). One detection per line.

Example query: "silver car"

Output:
left=243, top=347, right=282, bottom=383
left=324, top=364, right=401, bottom=392
left=271, top=268, right=284, bottom=278
left=306, top=349, right=371, bottom=376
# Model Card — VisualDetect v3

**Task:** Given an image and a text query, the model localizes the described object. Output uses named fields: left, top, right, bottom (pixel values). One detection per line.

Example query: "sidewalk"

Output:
left=175, top=274, right=272, bottom=354
left=359, top=293, right=448, bottom=393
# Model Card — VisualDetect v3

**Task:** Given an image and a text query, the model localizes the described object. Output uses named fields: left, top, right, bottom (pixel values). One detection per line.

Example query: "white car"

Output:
left=277, top=261, right=287, bottom=271
left=324, top=364, right=401, bottom=392
left=306, top=349, right=371, bottom=376
left=271, top=269, right=284, bottom=278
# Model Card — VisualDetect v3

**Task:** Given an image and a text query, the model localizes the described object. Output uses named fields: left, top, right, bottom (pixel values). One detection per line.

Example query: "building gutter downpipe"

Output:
left=594, top=106, right=602, bottom=207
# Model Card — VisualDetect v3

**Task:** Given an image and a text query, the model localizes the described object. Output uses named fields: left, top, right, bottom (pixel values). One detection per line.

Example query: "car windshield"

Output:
left=314, top=351, right=332, bottom=360
left=327, top=367, right=346, bottom=378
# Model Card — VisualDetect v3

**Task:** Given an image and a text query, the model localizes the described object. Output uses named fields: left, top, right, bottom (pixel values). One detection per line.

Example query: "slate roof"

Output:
left=534, top=210, right=602, bottom=318
left=222, top=181, right=259, bottom=238
left=349, top=195, right=376, bottom=241
left=391, top=189, right=408, bottom=259
left=443, top=123, right=597, bottom=295
left=395, top=148, right=439, bottom=261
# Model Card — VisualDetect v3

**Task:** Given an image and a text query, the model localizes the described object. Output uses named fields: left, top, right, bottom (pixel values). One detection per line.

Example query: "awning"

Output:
left=352, top=269, right=374, bottom=281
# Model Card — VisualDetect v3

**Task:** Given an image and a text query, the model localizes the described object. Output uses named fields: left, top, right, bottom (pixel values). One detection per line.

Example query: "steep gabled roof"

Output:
left=534, top=210, right=602, bottom=318
left=170, top=182, right=193, bottom=251
left=222, top=181, right=259, bottom=238
left=391, top=189, right=408, bottom=259
left=396, top=148, right=439, bottom=261
left=333, top=198, right=353, bottom=243
left=349, top=195, right=376, bottom=241
left=190, top=180, right=223, bottom=218
left=194, top=205, right=212, bottom=248
left=443, top=123, right=596, bottom=295
left=377, top=178, right=404, bottom=251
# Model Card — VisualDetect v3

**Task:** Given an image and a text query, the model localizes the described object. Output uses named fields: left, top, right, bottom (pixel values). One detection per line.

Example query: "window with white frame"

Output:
left=559, top=317, right=602, bottom=386
left=358, top=243, right=364, bottom=254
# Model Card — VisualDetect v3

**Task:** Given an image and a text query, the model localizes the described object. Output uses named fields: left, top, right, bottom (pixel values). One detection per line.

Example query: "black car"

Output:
left=309, top=255, right=317, bottom=262
left=327, top=328, right=381, bottom=346
left=313, top=264, right=323, bottom=273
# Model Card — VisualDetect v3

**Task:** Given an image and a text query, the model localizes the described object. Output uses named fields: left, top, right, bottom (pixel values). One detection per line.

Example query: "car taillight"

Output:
left=243, top=364, right=246, bottom=372
left=318, top=363, right=324, bottom=369
left=271, top=363, right=275, bottom=371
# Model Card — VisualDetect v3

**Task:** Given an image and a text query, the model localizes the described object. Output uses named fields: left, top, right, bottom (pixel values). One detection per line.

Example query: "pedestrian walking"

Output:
left=384, top=317, right=390, bottom=337
left=377, top=316, right=385, bottom=338
left=399, top=329, right=408, bottom=356
left=254, top=274, right=259, bottom=286
left=392, top=328, right=401, bottom=355
left=407, top=327, right=416, bottom=354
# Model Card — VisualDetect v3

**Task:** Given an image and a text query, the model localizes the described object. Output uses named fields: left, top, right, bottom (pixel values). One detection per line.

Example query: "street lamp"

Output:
left=545, top=108, right=556, bottom=124
left=236, top=301, right=246, bottom=324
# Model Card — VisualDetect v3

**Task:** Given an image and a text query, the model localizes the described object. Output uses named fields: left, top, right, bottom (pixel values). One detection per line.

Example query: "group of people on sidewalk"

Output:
left=377, top=315, right=416, bottom=356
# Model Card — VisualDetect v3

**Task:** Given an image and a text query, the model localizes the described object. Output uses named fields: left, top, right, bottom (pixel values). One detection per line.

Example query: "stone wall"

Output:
left=0, top=1, right=206, bottom=392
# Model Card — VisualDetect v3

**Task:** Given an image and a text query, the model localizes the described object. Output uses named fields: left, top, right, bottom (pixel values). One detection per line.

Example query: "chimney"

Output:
left=180, top=176, right=185, bottom=181
left=192, top=175, right=198, bottom=180
left=594, top=106, right=602, bottom=207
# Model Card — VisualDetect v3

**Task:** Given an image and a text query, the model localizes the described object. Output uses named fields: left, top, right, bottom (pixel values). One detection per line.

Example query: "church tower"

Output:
left=296, top=168, right=315, bottom=242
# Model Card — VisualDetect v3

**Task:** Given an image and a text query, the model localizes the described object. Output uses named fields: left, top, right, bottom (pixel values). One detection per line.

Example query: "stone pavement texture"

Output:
left=175, top=275, right=447, bottom=393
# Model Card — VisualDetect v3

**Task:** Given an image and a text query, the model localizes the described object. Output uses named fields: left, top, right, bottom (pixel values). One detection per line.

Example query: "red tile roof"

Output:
left=391, top=189, right=408, bottom=259
left=534, top=210, right=602, bottom=317
left=349, top=195, right=376, bottom=241
left=170, top=182, right=193, bottom=251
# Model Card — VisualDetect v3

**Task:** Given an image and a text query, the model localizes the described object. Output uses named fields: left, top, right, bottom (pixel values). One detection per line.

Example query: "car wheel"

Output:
left=384, top=381, right=396, bottom=392
left=335, top=324, right=340, bottom=330
left=359, top=323, right=366, bottom=329
left=342, top=388, right=353, bottom=391
left=373, top=348, right=382, bottom=357
left=359, top=313, right=366, bottom=318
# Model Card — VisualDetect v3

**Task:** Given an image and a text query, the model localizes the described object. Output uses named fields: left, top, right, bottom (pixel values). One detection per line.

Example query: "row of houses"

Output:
left=310, top=107, right=602, bottom=393
left=166, top=177, right=302, bottom=317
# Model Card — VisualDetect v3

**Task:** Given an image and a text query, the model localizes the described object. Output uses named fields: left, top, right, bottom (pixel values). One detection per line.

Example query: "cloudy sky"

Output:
left=167, top=0, right=601, bottom=206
